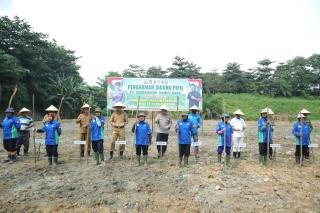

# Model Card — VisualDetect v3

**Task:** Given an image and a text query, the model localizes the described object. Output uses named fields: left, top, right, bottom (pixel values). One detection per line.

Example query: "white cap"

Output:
left=233, top=109, right=244, bottom=115
left=112, top=102, right=126, bottom=108
left=189, top=105, right=199, bottom=111
left=300, top=109, right=311, bottom=115
left=81, top=103, right=90, bottom=109
left=19, top=107, right=31, bottom=113
left=45, top=105, right=58, bottom=112
left=160, top=105, right=168, bottom=111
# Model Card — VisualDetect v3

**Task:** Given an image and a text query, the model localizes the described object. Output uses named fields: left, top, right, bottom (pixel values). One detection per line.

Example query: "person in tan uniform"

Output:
left=76, top=104, right=92, bottom=157
left=109, top=102, right=128, bottom=160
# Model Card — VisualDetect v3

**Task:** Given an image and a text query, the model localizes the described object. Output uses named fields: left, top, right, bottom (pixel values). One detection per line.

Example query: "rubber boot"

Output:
left=179, top=157, right=183, bottom=167
left=136, top=155, right=141, bottom=166
left=100, top=153, right=104, bottom=162
left=262, top=156, right=267, bottom=166
left=53, top=157, right=58, bottom=166
left=3, top=155, right=11, bottom=163
left=48, top=157, right=53, bottom=166
left=237, top=152, right=241, bottom=159
left=119, top=151, right=124, bottom=160
left=87, top=150, right=91, bottom=156
left=184, top=156, right=189, bottom=166
left=259, top=155, right=263, bottom=165
left=226, top=155, right=231, bottom=166
left=17, top=149, right=20, bottom=156
left=109, top=151, right=113, bottom=160
left=233, top=152, right=237, bottom=158
left=95, top=152, right=100, bottom=165
left=143, top=155, right=148, bottom=166
left=218, top=154, right=222, bottom=163
left=80, top=145, right=85, bottom=157
left=295, top=156, right=300, bottom=164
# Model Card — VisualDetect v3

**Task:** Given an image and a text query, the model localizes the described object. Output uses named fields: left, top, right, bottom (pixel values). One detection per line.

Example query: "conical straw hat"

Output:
left=45, top=105, right=58, bottom=112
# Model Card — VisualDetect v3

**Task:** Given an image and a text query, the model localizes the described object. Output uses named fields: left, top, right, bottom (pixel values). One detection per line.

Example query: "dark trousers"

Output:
left=156, top=133, right=168, bottom=154
left=17, top=131, right=30, bottom=154
left=295, top=145, right=309, bottom=157
left=179, top=144, right=191, bottom=157
left=259, top=143, right=273, bottom=156
left=92, top=140, right=104, bottom=154
left=46, top=145, right=58, bottom=157
left=217, top=146, right=231, bottom=155
left=136, top=145, right=148, bottom=156
left=3, top=139, right=17, bottom=152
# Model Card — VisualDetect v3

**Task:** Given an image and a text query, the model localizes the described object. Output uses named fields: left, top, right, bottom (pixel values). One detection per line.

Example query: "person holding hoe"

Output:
left=1, top=107, right=21, bottom=163
left=17, top=107, right=34, bottom=156
left=90, top=108, right=105, bottom=165
left=257, top=108, right=274, bottom=165
left=188, top=105, right=202, bottom=158
left=109, top=102, right=128, bottom=160
left=292, top=113, right=311, bottom=163
left=175, top=112, right=194, bottom=167
left=132, top=112, right=152, bottom=166
left=216, top=113, right=233, bottom=166
left=36, top=112, right=61, bottom=166
left=76, top=103, right=92, bottom=157
left=300, top=109, right=312, bottom=159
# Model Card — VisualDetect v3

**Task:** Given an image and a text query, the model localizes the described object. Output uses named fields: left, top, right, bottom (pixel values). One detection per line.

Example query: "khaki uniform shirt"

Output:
left=76, top=113, right=92, bottom=133
left=110, top=111, right=128, bottom=129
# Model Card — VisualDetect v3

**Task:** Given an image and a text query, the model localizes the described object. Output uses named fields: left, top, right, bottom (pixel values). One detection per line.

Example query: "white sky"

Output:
left=1, top=0, right=320, bottom=85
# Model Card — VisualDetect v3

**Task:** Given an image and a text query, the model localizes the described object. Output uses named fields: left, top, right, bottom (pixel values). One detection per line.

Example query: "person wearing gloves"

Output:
left=36, top=112, right=61, bottom=166
left=257, top=108, right=274, bottom=165
left=292, top=113, right=311, bottom=163
left=90, top=108, right=105, bottom=165
left=131, top=112, right=152, bottom=166
left=216, top=113, right=233, bottom=166
left=17, top=107, right=34, bottom=156
left=76, top=103, right=92, bottom=157
left=1, top=107, right=21, bottom=163
left=188, top=105, right=202, bottom=158
left=230, top=109, right=246, bottom=159
left=175, top=113, right=194, bottom=167
left=155, top=105, right=172, bottom=158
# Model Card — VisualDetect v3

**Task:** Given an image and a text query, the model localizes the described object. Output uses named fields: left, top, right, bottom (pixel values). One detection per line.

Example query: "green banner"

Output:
left=107, top=77, right=202, bottom=111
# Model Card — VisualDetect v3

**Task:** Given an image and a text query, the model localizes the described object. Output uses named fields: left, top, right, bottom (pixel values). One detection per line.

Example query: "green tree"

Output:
left=168, top=56, right=201, bottom=78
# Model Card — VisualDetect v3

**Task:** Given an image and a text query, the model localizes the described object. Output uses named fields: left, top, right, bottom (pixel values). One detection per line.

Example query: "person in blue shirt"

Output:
left=216, top=113, right=233, bottom=165
left=36, top=112, right=61, bottom=166
left=90, top=108, right=105, bottom=165
left=188, top=105, right=202, bottom=158
left=132, top=112, right=152, bottom=166
left=1, top=107, right=21, bottom=163
left=292, top=113, right=311, bottom=164
left=257, top=108, right=274, bottom=165
left=175, top=113, right=194, bottom=167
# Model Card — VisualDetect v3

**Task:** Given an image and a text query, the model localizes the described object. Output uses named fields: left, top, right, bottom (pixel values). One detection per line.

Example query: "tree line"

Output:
left=1, top=16, right=319, bottom=119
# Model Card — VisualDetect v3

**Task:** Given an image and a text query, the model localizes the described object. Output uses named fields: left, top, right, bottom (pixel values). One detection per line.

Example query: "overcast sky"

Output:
left=1, top=0, right=320, bottom=85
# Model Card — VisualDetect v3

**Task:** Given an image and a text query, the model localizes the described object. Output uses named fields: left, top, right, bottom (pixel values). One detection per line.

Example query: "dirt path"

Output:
left=0, top=119, right=319, bottom=212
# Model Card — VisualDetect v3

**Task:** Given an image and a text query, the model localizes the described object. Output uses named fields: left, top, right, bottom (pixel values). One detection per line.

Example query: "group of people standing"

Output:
left=0, top=102, right=315, bottom=167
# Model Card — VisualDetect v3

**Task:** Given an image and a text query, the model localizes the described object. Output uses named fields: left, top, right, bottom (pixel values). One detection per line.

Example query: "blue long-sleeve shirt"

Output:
left=177, top=119, right=194, bottom=144
left=40, top=120, right=61, bottom=145
left=1, top=115, right=20, bottom=140
left=135, top=121, right=152, bottom=145
left=90, top=116, right=105, bottom=141
left=188, top=112, right=202, bottom=135
left=292, top=121, right=311, bottom=145
left=216, top=121, right=233, bottom=147
left=258, top=117, right=273, bottom=143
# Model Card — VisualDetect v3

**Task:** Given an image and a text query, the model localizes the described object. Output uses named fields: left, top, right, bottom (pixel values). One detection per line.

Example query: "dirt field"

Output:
left=0, top=119, right=319, bottom=212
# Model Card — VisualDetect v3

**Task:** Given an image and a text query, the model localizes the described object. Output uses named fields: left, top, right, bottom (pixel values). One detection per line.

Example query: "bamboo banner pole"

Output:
left=32, top=94, right=37, bottom=165
left=131, top=96, right=140, bottom=165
